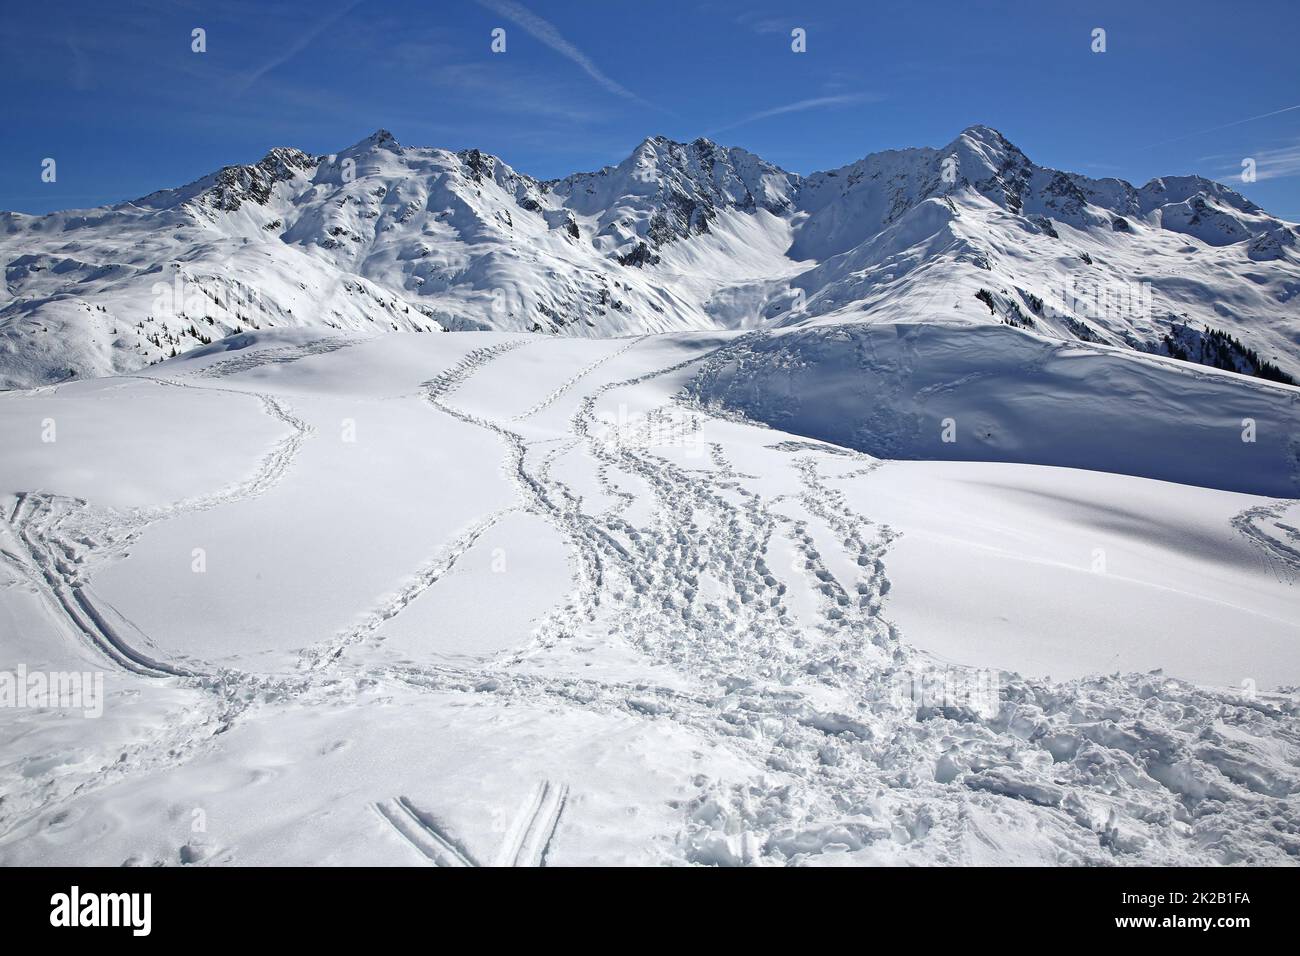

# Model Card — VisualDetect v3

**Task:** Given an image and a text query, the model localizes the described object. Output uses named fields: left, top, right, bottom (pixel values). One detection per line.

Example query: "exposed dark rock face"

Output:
left=617, top=242, right=660, bottom=267
left=204, top=148, right=318, bottom=212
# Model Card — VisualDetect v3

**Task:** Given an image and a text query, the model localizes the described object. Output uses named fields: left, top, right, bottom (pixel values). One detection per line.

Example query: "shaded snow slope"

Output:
left=689, top=322, right=1300, bottom=497
left=862, top=460, right=1300, bottom=684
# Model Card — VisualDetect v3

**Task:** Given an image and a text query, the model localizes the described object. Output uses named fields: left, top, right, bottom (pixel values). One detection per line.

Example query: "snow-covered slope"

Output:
left=4, top=126, right=1298, bottom=388
left=1, top=330, right=1297, bottom=866
left=4, top=121, right=1299, bottom=868
left=689, top=322, right=1300, bottom=497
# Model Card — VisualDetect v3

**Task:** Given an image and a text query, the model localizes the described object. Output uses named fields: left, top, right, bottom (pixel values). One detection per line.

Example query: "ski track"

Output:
left=374, top=797, right=480, bottom=867
left=0, top=374, right=312, bottom=679
left=497, top=780, right=570, bottom=867
left=0, top=362, right=325, bottom=837
left=1233, top=499, right=1300, bottom=585
left=4, top=331, right=1299, bottom=865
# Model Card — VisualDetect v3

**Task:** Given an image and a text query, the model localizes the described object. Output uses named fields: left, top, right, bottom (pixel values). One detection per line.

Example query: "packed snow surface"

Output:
left=1, top=328, right=1298, bottom=866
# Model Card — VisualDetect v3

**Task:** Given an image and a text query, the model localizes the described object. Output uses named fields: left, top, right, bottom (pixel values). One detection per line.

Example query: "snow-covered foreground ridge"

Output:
left=1, top=330, right=1298, bottom=866
left=3, top=125, right=1299, bottom=389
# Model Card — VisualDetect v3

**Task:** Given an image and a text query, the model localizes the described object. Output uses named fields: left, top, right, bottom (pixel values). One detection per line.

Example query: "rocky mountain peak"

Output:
left=364, top=128, right=400, bottom=149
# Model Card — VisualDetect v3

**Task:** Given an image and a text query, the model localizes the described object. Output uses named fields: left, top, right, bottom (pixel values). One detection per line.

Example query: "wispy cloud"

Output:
left=1139, top=103, right=1300, bottom=150
left=737, top=15, right=790, bottom=35
left=424, top=61, right=610, bottom=124
left=476, top=0, right=653, bottom=108
left=1229, top=141, right=1300, bottom=182
left=732, top=10, right=816, bottom=36
left=709, top=92, right=880, bottom=134
left=231, top=0, right=365, bottom=96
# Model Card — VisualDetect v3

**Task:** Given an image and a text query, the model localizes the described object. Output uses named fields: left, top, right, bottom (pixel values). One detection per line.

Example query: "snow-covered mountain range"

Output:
left=3, top=125, right=1298, bottom=388
left=4, top=126, right=1300, bottom=867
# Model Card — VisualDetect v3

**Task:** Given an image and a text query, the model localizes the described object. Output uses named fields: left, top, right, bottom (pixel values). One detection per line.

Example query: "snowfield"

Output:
left=1, top=328, right=1298, bottom=866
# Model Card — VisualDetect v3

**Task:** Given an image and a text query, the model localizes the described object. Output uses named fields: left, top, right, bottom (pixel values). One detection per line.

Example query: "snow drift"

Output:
left=689, top=322, right=1300, bottom=497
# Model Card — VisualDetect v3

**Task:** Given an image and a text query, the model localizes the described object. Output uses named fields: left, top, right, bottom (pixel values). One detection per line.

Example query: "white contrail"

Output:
left=1140, top=103, right=1300, bottom=150
left=709, top=92, right=880, bottom=134
left=477, top=0, right=652, bottom=108
left=232, top=0, right=365, bottom=96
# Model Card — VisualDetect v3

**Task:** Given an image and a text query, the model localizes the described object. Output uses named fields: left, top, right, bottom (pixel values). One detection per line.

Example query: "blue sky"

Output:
left=3, top=0, right=1298, bottom=217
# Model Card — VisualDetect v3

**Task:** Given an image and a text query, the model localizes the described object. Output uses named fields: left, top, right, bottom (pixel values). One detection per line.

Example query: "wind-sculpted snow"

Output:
left=0, top=331, right=1296, bottom=866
